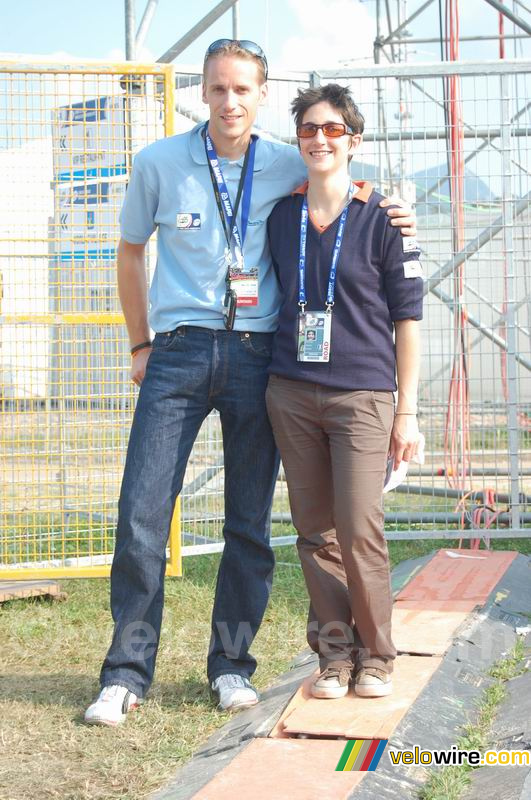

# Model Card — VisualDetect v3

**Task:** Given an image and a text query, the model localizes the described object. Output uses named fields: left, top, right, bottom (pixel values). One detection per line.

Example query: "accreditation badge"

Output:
left=229, top=266, right=259, bottom=307
left=297, top=311, right=332, bottom=362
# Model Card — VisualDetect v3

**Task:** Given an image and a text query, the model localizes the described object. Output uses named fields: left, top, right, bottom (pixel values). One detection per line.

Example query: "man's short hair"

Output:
left=291, top=83, right=365, bottom=135
left=203, top=41, right=267, bottom=85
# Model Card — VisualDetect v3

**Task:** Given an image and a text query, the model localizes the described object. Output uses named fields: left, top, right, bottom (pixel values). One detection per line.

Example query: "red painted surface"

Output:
left=395, top=549, right=517, bottom=605
left=192, top=739, right=364, bottom=800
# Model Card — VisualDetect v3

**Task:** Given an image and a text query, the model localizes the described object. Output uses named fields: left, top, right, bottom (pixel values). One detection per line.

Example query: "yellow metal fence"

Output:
left=0, top=62, right=181, bottom=578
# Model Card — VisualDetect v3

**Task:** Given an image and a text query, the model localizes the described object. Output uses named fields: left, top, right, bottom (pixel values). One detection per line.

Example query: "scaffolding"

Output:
left=1, top=2, right=530, bottom=580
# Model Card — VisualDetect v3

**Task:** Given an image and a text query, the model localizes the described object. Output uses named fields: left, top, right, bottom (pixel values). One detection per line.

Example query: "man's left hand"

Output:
left=380, top=196, right=417, bottom=237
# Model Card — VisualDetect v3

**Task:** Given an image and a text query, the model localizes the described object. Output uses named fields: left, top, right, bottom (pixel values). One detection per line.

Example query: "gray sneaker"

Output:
left=354, top=667, right=393, bottom=698
left=311, top=666, right=352, bottom=699
left=211, top=674, right=259, bottom=711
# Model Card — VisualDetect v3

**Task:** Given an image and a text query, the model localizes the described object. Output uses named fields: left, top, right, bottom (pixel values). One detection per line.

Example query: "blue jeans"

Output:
left=100, top=327, right=279, bottom=698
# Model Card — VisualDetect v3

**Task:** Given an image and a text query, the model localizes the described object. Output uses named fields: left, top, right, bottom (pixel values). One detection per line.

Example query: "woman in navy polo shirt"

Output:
left=266, top=84, right=423, bottom=700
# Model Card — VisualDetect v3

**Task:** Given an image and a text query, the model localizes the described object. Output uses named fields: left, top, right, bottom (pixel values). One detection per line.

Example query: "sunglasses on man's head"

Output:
left=205, top=39, right=268, bottom=79
left=297, top=122, right=354, bottom=139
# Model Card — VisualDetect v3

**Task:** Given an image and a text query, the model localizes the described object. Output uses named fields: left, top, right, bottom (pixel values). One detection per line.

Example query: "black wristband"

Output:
left=130, top=340, right=152, bottom=355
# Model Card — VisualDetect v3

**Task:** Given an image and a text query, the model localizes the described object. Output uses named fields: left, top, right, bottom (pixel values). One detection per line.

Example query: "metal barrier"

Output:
left=174, top=61, right=531, bottom=550
left=1, top=60, right=529, bottom=580
left=0, top=62, right=181, bottom=578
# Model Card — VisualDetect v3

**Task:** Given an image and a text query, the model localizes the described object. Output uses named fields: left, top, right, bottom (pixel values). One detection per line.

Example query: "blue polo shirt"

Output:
left=267, top=182, right=424, bottom=391
left=119, top=123, right=307, bottom=333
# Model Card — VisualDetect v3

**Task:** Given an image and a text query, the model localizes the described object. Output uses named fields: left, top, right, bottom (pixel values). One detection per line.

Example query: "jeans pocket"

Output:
left=152, top=328, right=185, bottom=350
left=240, top=332, right=273, bottom=359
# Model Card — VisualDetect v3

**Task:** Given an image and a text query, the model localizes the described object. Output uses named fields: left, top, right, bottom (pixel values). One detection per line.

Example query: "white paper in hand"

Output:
left=383, top=433, right=425, bottom=493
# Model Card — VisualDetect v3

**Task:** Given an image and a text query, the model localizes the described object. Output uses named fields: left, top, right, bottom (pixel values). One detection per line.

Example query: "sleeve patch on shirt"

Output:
left=402, top=236, right=420, bottom=253
left=403, top=259, right=423, bottom=278
left=176, top=213, right=201, bottom=230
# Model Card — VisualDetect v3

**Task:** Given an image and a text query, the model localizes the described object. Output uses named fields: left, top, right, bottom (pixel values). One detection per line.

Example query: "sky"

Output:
left=2, top=0, right=529, bottom=70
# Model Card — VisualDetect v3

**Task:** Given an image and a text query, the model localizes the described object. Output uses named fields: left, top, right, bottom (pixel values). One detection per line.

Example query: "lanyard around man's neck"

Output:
left=204, top=124, right=256, bottom=259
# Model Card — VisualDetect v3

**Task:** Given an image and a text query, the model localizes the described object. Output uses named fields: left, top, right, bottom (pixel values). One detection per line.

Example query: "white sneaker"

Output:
left=211, top=674, right=259, bottom=711
left=84, top=684, right=142, bottom=726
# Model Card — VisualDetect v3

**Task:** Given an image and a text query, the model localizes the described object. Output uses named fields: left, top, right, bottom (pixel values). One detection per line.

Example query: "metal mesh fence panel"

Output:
left=175, top=61, right=530, bottom=551
left=313, top=61, right=530, bottom=541
left=1, top=61, right=529, bottom=575
left=0, top=62, right=180, bottom=577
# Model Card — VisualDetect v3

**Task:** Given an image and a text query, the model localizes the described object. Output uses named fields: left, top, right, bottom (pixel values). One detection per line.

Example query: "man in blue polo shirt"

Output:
left=84, top=40, right=416, bottom=726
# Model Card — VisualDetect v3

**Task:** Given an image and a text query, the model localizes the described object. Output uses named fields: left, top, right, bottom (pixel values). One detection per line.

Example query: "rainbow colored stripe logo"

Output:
left=335, top=739, right=388, bottom=771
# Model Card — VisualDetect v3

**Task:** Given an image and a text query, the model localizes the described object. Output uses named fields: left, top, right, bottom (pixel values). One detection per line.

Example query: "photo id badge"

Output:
left=230, top=266, right=259, bottom=307
left=297, top=311, right=332, bottom=362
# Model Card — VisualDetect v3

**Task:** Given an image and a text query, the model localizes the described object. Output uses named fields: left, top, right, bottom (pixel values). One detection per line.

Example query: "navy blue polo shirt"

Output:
left=267, top=181, right=423, bottom=391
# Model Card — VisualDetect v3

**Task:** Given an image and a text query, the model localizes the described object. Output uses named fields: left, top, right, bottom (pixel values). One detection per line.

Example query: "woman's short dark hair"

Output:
left=291, top=83, right=365, bottom=135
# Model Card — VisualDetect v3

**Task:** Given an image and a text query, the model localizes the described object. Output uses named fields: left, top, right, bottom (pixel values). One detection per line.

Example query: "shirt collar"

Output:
left=292, top=180, right=373, bottom=203
left=189, top=122, right=265, bottom=172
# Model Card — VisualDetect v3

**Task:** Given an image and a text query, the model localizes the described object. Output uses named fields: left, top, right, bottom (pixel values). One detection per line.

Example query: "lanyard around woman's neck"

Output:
left=298, top=194, right=350, bottom=313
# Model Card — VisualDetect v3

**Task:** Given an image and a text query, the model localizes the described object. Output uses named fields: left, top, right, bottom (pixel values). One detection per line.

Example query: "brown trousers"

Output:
left=266, top=375, right=396, bottom=674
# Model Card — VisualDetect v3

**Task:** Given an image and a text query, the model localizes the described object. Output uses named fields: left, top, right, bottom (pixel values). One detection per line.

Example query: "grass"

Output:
left=418, top=638, right=529, bottom=800
left=1, top=538, right=530, bottom=799
left=0, top=543, right=309, bottom=800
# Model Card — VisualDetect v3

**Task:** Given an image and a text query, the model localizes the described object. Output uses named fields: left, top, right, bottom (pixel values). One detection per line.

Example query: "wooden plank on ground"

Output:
left=0, top=580, right=64, bottom=603
left=193, top=739, right=365, bottom=800
left=392, top=607, right=469, bottom=655
left=395, top=549, right=517, bottom=605
left=280, top=655, right=441, bottom=739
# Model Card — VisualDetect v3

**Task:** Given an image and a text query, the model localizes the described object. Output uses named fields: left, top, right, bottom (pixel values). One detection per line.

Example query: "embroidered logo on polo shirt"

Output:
left=176, top=213, right=201, bottom=230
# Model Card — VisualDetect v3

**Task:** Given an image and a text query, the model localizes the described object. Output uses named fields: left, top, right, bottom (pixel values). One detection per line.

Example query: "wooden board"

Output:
left=392, top=607, right=469, bottom=655
left=395, top=549, right=517, bottom=606
left=193, top=739, right=365, bottom=800
left=0, top=580, right=64, bottom=603
left=280, top=655, right=441, bottom=739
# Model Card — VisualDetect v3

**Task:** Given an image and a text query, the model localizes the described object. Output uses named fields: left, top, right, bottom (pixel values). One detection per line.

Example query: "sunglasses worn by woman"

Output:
left=296, top=122, right=354, bottom=138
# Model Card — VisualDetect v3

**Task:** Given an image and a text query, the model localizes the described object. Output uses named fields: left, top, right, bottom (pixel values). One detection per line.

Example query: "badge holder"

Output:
left=223, top=286, right=237, bottom=331
left=297, top=304, right=332, bottom=363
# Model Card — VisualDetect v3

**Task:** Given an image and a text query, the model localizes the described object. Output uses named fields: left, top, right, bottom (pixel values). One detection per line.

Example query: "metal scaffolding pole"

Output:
left=424, top=189, right=531, bottom=295
left=125, top=0, right=136, bottom=60
left=382, top=0, right=437, bottom=44
left=232, top=1, right=240, bottom=39
left=136, top=0, right=158, bottom=51
left=482, top=0, right=531, bottom=34
left=500, top=71, right=523, bottom=529
left=429, top=282, right=531, bottom=372
left=423, top=294, right=530, bottom=385
left=414, top=90, right=531, bottom=205
left=374, top=0, right=395, bottom=193
left=157, top=0, right=238, bottom=63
